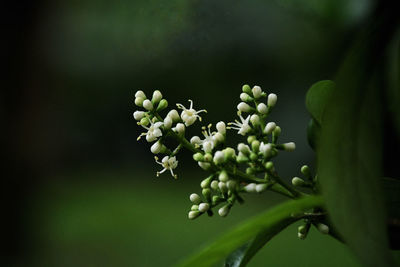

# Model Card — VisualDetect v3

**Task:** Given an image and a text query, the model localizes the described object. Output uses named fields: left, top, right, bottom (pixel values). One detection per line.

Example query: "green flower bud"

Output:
left=265, top=161, right=274, bottom=171
left=139, top=117, right=150, bottom=126
left=198, top=161, right=211, bottom=170
left=246, top=167, right=255, bottom=175
left=218, top=182, right=228, bottom=193
left=218, top=170, right=229, bottom=182
left=201, top=176, right=213, bottom=188
left=317, top=223, right=329, bottom=234
left=212, top=195, right=223, bottom=205
left=227, top=180, right=237, bottom=191
left=301, top=165, right=311, bottom=177
left=203, top=153, right=213, bottom=162
left=251, top=140, right=260, bottom=152
left=156, top=99, right=168, bottom=111
left=247, top=135, right=256, bottom=144
left=210, top=180, right=219, bottom=190
left=242, top=84, right=252, bottom=94
left=191, top=204, right=199, bottom=211
left=249, top=152, right=258, bottom=161
left=134, top=97, right=145, bottom=107
left=202, top=188, right=212, bottom=202
left=292, top=177, right=305, bottom=187
left=224, top=147, right=236, bottom=161
left=193, top=153, right=204, bottom=162
left=236, top=153, right=249, bottom=163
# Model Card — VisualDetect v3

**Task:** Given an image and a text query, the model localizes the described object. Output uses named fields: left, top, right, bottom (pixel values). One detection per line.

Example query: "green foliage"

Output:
left=178, top=195, right=324, bottom=267
left=305, top=80, right=335, bottom=125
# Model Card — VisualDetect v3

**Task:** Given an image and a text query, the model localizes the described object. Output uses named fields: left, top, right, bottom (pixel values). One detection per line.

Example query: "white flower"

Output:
left=155, top=156, right=178, bottom=179
left=252, top=86, right=262, bottom=98
left=176, top=100, right=207, bottom=126
left=199, top=125, right=216, bottom=153
left=257, top=103, right=268, bottom=114
left=137, top=121, right=163, bottom=142
left=237, top=102, right=252, bottom=113
left=228, top=114, right=251, bottom=136
left=267, top=93, right=277, bottom=107
left=259, top=142, right=272, bottom=156
left=133, top=111, right=146, bottom=120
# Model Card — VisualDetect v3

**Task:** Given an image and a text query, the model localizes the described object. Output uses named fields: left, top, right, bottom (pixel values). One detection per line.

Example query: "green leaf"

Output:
left=382, top=177, right=400, bottom=250
left=177, top=196, right=324, bottom=267
left=306, top=118, right=321, bottom=150
left=305, top=80, right=335, bottom=125
left=224, top=217, right=296, bottom=267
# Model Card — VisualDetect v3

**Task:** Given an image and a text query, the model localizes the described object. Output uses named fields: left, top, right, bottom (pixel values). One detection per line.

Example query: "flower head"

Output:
left=155, top=156, right=178, bottom=179
left=228, top=114, right=251, bottom=136
left=137, top=121, right=163, bottom=142
left=176, top=100, right=207, bottom=126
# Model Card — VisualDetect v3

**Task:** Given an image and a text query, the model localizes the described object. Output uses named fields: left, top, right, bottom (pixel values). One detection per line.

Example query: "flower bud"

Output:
left=161, top=117, right=172, bottom=130
left=236, top=152, right=249, bottom=163
left=212, top=195, right=222, bottom=205
left=189, top=193, right=201, bottom=204
left=201, top=176, right=213, bottom=188
left=247, top=135, right=256, bottom=144
left=143, top=99, right=154, bottom=111
left=244, top=183, right=257, bottom=193
left=135, top=97, right=145, bottom=107
left=202, top=188, right=212, bottom=201
left=237, top=143, right=250, bottom=155
left=218, top=170, right=229, bottom=182
left=203, top=153, right=213, bottom=162
left=218, top=181, right=228, bottom=193
left=237, top=102, right=252, bottom=113
left=282, top=142, right=296, bottom=151
left=198, top=203, right=210, bottom=213
left=256, top=183, right=268, bottom=193
left=191, top=205, right=199, bottom=211
left=259, top=142, right=272, bottom=157
left=223, top=147, right=236, bottom=160
left=198, top=161, right=211, bottom=170
left=252, top=86, right=262, bottom=98
left=150, top=140, right=164, bottom=154
left=301, top=165, right=311, bottom=177
left=213, top=132, right=224, bottom=144
left=298, top=225, right=308, bottom=239
left=264, top=122, right=276, bottom=134
left=257, top=103, right=268, bottom=114
left=202, top=141, right=213, bottom=153
left=133, top=111, right=146, bottom=120
left=188, top=210, right=201, bottom=220
left=242, top=84, right=252, bottom=94
left=240, top=92, right=252, bottom=102
left=173, top=123, right=185, bottom=135
left=249, top=152, right=258, bottom=161
left=265, top=161, right=274, bottom=171
left=213, top=150, right=225, bottom=165
left=218, top=204, right=231, bottom=217
left=246, top=167, right=256, bottom=175
left=152, top=90, right=163, bottom=103
left=135, top=90, right=146, bottom=99
left=190, top=136, right=201, bottom=145
left=167, top=109, right=180, bottom=121
left=227, top=180, right=237, bottom=191
left=193, top=152, right=204, bottom=162
left=267, top=93, right=277, bottom=107
left=139, top=117, right=150, bottom=126
left=251, top=140, right=260, bottom=152
left=211, top=180, right=219, bottom=190
left=156, top=99, right=168, bottom=111
left=250, top=114, right=260, bottom=126
left=216, top=121, right=226, bottom=134
left=292, top=177, right=305, bottom=187
left=317, top=223, right=329, bottom=234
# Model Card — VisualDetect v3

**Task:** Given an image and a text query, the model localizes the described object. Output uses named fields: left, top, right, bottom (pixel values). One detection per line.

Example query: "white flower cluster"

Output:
left=134, top=84, right=298, bottom=220
left=134, top=89, right=208, bottom=179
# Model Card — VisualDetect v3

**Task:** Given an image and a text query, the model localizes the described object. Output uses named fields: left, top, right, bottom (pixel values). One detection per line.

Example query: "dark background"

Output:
left=4, top=0, right=376, bottom=266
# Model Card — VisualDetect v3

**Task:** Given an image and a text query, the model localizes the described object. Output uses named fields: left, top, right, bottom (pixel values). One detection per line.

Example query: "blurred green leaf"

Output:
left=307, top=118, right=321, bottom=150
left=305, top=80, right=335, bottom=125
left=382, top=177, right=400, bottom=250
left=178, top=196, right=324, bottom=267
left=224, top=217, right=297, bottom=267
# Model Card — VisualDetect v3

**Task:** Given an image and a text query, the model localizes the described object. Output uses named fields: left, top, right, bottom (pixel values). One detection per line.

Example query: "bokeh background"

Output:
left=4, top=0, right=377, bottom=266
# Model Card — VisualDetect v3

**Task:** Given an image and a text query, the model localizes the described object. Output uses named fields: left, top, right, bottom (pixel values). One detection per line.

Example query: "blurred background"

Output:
left=3, top=0, right=377, bottom=266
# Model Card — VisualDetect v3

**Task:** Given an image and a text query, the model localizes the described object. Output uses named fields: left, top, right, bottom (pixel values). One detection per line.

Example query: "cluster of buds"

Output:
left=133, top=84, right=300, bottom=220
